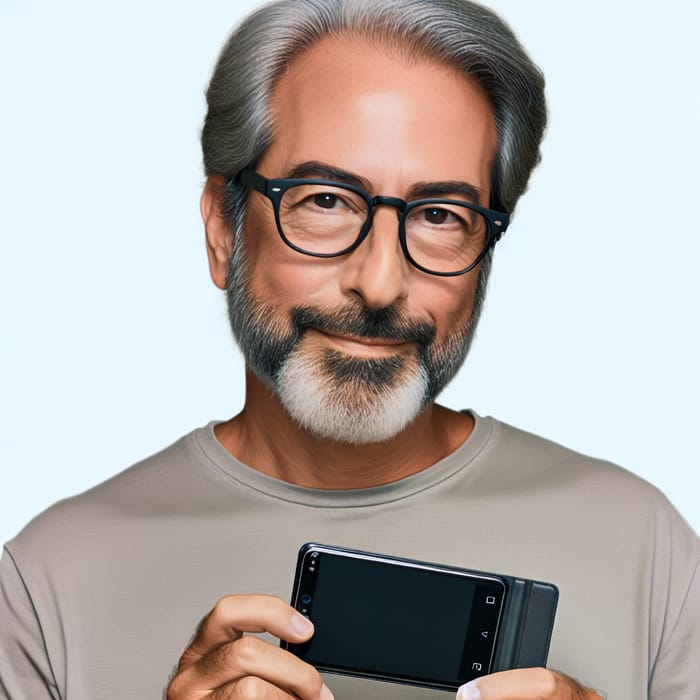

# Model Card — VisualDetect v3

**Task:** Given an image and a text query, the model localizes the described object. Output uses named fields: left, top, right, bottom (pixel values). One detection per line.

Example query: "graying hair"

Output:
left=202, top=0, right=547, bottom=216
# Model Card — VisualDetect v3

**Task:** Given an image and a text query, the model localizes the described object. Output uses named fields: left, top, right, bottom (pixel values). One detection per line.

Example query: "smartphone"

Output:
left=283, top=543, right=558, bottom=691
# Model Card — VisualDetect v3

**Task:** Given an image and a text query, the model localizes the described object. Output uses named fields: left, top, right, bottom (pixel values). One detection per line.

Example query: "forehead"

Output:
left=261, top=34, right=497, bottom=195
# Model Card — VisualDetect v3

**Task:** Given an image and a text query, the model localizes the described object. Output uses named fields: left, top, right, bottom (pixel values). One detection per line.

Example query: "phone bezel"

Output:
left=285, top=543, right=508, bottom=690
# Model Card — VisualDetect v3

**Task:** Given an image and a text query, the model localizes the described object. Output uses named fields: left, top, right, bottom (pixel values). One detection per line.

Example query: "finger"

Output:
left=190, top=634, right=327, bottom=698
left=457, top=668, right=588, bottom=700
left=210, top=674, right=309, bottom=700
left=188, top=594, right=314, bottom=658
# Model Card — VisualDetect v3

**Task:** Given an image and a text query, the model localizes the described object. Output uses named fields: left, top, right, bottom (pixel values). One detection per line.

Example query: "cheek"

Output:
left=240, top=196, right=275, bottom=260
left=243, top=203, right=347, bottom=307
left=255, top=260, right=344, bottom=307
left=415, top=273, right=479, bottom=339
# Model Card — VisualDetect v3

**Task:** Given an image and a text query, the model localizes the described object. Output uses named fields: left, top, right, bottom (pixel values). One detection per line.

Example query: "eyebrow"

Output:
left=285, top=161, right=484, bottom=205
left=408, top=181, right=483, bottom=205
left=286, top=162, right=371, bottom=191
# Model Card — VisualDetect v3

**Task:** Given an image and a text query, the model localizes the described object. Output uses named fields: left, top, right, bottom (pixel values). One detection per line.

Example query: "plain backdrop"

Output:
left=1, top=0, right=698, bottom=545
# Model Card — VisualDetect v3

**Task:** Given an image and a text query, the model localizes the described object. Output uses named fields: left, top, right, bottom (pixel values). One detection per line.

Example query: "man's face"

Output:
left=218, top=35, right=497, bottom=444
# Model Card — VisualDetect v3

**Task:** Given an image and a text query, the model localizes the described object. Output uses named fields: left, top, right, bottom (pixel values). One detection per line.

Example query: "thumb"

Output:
left=288, top=610, right=315, bottom=641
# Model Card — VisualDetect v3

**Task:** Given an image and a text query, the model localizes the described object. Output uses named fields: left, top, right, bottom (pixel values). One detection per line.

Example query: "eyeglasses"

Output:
left=235, top=169, right=510, bottom=276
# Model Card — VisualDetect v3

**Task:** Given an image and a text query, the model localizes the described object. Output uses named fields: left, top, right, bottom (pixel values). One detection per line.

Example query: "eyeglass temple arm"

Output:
left=237, top=169, right=267, bottom=194
left=492, top=213, right=509, bottom=240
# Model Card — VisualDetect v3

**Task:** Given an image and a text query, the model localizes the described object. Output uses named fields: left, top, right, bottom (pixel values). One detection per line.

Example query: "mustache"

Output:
left=291, top=304, right=436, bottom=349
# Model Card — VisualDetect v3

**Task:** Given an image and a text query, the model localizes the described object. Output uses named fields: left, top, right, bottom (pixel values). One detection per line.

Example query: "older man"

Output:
left=1, top=1, right=697, bottom=699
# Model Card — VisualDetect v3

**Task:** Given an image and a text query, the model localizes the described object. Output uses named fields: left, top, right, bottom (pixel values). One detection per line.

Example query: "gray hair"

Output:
left=202, top=0, right=546, bottom=216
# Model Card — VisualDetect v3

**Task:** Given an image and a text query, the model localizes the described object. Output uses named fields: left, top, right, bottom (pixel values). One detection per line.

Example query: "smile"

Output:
left=307, top=328, right=417, bottom=358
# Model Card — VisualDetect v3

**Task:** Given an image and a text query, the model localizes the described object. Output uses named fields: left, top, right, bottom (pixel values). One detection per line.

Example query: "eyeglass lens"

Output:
left=278, top=183, right=488, bottom=274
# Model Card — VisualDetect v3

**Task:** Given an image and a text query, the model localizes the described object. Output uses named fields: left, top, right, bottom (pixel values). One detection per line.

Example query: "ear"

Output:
left=201, top=174, right=233, bottom=290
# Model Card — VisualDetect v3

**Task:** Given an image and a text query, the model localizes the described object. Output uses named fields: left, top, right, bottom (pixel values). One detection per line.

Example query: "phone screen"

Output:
left=288, top=546, right=506, bottom=688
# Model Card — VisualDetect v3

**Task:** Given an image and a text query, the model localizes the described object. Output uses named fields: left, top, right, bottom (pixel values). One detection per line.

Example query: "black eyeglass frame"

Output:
left=235, top=169, right=510, bottom=277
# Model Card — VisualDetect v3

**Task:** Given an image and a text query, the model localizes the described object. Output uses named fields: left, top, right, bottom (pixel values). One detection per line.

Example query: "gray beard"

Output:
left=224, top=231, right=489, bottom=445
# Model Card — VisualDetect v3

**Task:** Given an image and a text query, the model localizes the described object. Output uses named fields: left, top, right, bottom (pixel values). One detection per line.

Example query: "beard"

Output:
left=224, top=229, right=489, bottom=445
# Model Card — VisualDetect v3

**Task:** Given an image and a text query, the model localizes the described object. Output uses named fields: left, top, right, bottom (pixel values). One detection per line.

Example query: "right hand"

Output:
left=166, top=593, right=334, bottom=699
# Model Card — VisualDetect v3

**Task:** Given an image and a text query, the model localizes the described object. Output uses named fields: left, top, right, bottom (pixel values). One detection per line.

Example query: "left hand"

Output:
left=457, top=668, right=603, bottom=700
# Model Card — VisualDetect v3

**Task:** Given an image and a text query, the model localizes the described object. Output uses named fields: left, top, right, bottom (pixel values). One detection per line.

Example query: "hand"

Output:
left=166, top=594, right=334, bottom=699
left=457, top=668, right=603, bottom=700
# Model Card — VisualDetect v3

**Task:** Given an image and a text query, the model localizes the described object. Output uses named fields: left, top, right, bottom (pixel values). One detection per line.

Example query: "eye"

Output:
left=283, top=183, right=366, bottom=216
left=423, top=207, right=451, bottom=225
left=418, top=206, right=467, bottom=227
left=406, top=202, right=484, bottom=237
left=313, top=193, right=341, bottom=209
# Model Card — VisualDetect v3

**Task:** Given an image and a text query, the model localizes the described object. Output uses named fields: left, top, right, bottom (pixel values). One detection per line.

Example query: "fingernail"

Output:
left=320, top=682, right=334, bottom=700
left=457, top=680, right=481, bottom=700
left=290, top=611, right=314, bottom=636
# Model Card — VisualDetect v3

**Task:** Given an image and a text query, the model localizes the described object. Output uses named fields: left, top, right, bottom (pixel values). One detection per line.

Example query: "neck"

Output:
left=214, top=371, right=473, bottom=489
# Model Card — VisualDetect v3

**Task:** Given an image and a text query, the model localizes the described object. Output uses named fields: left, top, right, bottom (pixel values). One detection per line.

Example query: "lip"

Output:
left=308, top=328, right=415, bottom=356
left=321, top=329, right=409, bottom=346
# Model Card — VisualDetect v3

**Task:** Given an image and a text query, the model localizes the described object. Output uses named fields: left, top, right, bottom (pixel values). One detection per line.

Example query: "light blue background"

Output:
left=1, top=0, right=698, bottom=543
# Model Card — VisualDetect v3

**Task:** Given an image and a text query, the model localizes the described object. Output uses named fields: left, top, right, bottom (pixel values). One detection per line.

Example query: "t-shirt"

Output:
left=1, top=413, right=698, bottom=699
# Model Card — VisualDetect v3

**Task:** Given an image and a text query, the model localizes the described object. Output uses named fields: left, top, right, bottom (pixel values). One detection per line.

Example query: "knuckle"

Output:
left=165, top=674, right=185, bottom=700
left=210, top=595, right=234, bottom=623
left=175, top=646, right=202, bottom=671
left=535, top=668, right=560, bottom=698
left=235, top=675, right=271, bottom=699
left=231, top=634, right=263, bottom=667
left=297, top=662, right=324, bottom=693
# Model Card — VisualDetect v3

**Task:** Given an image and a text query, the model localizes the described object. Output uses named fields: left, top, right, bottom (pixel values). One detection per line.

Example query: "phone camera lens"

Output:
left=300, top=593, right=312, bottom=605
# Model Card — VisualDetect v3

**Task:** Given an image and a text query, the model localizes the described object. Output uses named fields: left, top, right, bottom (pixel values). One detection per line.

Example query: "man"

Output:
left=1, top=1, right=698, bottom=699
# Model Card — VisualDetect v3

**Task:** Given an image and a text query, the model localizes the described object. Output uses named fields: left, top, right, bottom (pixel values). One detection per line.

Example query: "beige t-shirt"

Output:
left=1, top=414, right=698, bottom=699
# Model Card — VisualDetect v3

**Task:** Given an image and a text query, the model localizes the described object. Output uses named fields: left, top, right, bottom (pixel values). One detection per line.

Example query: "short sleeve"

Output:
left=0, top=547, right=59, bottom=699
left=645, top=491, right=700, bottom=700
left=648, top=556, right=700, bottom=699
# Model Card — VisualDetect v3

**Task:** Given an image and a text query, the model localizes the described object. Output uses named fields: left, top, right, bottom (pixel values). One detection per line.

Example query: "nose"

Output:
left=340, top=206, right=410, bottom=311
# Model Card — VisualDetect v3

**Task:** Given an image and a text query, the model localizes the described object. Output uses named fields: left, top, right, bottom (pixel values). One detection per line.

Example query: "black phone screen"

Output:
left=288, top=546, right=506, bottom=688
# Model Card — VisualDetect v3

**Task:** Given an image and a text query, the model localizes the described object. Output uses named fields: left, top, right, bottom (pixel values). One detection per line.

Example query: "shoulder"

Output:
left=479, top=414, right=699, bottom=602
left=476, top=415, right=692, bottom=526
left=485, top=415, right=650, bottom=482
left=4, top=425, right=219, bottom=564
